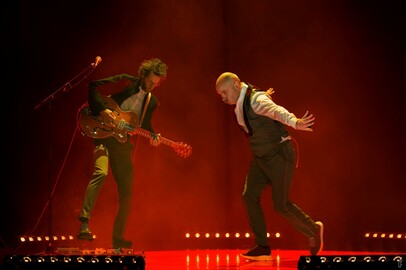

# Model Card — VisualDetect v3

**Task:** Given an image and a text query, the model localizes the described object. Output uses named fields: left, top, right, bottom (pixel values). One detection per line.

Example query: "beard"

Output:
left=140, top=79, right=147, bottom=92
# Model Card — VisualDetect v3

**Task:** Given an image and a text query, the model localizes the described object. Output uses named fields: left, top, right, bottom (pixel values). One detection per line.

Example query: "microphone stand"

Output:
left=34, top=59, right=101, bottom=110
left=33, top=57, right=101, bottom=254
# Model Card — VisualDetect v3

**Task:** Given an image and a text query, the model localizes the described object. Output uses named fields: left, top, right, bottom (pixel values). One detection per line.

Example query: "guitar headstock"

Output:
left=174, top=142, right=192, bottom=158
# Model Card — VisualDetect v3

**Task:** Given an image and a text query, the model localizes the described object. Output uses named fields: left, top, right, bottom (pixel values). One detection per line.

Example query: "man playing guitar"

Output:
left=77, top=58, right=168, bottom=249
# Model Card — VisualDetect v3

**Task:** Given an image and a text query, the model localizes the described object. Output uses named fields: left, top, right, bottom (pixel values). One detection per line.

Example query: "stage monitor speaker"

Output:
left=1, top=254, right=145, bottom=270
left=298, top=254, right=404, bottom=270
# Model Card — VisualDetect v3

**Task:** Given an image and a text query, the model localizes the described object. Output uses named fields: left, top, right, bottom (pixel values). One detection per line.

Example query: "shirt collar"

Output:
left=236, top=82, right=248, bottom=107
left=139, top=86, right=147, bottom=95
left=234, top=82, right=249, bottom=133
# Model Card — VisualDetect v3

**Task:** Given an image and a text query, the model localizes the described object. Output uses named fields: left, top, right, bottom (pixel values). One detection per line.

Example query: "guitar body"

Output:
left=77, top=95, right=192, bottom=158
left=78, top=96, right=139, bottom=143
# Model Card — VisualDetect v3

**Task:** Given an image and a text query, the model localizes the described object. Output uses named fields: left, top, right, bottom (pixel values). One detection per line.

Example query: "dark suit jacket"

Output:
left=88, top=73, right=158, bottom=133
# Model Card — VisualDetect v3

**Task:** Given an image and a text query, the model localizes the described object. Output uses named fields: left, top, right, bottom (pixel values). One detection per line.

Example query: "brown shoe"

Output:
left=240, top=245, right=272, bottom=261
left=309, top=221, right=324, bottom=255
left=77, top=222, right=94, bottom=241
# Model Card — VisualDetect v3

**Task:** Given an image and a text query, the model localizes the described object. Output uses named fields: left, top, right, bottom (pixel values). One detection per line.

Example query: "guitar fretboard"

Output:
left=121, top=118, right=179, bottom=148
left=132, top=127, right=176, bottom=147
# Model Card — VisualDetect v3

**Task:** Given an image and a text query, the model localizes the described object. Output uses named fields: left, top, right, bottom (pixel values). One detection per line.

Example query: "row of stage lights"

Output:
left=3, top=255, right=144, bottom=266
left=19, top=235, right=91, bottom=242
left=364, top=232, right=406, bottom=239
left=298, top=255, right=404, bottom=270
left=19, top=232, right=405, bottom=243
left=20, top=232, right=280, bottom=242
left=184, top=232, right=281, bottom=239
left=20, top=233, right=277, bottom=242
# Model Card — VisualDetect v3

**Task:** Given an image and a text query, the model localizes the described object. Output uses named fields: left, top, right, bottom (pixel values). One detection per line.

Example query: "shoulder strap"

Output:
left=139, top=92, right=151, bottom=127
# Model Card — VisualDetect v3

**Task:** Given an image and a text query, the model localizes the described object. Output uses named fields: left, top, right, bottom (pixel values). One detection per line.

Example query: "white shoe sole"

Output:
left=315, top=221, right=324, bottom=254
left=240, top=254, right=272, bottom=261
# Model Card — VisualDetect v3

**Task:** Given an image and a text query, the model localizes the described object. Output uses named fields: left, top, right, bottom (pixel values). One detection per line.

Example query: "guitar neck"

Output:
left=133, top=127, right=176, bottom=147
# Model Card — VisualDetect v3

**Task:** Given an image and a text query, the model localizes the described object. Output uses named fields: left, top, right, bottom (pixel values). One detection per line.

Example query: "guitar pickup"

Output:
left=117, top=119, right=126, bottom=130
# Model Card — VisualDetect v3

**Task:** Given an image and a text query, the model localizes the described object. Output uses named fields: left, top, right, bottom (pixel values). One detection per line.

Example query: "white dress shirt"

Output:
left=234, top=82, right=298, bottom=134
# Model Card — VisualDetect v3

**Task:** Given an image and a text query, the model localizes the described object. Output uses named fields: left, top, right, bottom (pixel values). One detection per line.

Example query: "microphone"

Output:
left=92, top=56, right=102, bottom=67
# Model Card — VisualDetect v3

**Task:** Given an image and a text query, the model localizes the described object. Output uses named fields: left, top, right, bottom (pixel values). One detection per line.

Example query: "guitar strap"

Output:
left=132, top=92, right=151, bottom=159
left=139, top=92, right=151, bottom=127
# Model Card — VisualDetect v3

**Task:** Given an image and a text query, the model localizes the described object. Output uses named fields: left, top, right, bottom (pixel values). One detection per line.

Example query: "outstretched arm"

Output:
left=251, top=92, right=315, bottom=131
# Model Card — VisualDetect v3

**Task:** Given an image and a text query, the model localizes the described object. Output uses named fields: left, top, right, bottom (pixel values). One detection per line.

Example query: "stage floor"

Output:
left=142, top=249, right=405, bottom=270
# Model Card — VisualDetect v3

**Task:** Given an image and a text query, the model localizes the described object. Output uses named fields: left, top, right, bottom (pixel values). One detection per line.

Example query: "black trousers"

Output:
left=242, top=140, right=317, bottom=247
left=79, top=137, right=134, bottom=243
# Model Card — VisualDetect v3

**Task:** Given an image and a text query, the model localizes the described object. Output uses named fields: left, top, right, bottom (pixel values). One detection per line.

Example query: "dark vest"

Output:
left=243, top=87, right=290, bottom=157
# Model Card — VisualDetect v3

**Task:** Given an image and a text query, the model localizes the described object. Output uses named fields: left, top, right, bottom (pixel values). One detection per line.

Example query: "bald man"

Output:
left=215, top=72, right=323, bottom=261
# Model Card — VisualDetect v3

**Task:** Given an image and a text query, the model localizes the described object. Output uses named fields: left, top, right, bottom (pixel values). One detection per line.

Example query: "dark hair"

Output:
left=138, top=58, right=168, bottom=79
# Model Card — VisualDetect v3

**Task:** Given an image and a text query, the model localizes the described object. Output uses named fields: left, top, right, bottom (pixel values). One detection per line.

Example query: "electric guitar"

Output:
left=77, top=96, right=192, bottom=158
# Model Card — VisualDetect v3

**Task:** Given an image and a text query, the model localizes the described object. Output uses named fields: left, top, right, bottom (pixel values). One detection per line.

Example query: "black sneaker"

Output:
left=77, top=222, right=94, bottom=241
left=240, top=245, right=272, bottom=261
left=113, top=239, right=132, bottom=249
left=309, top=221, right=324, bottom=255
